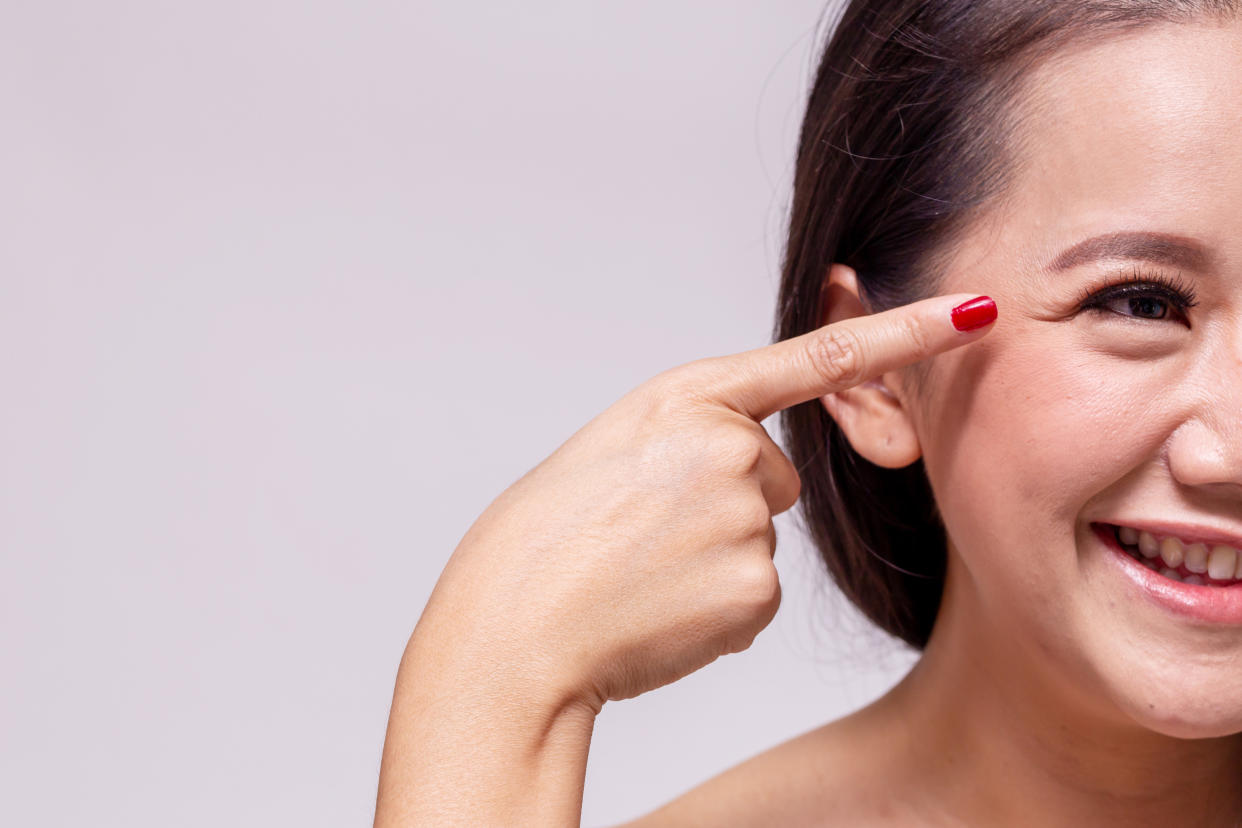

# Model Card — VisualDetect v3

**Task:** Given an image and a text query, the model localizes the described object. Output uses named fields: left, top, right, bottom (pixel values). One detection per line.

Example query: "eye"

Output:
left=1074, top=266, right=1198, bottom=327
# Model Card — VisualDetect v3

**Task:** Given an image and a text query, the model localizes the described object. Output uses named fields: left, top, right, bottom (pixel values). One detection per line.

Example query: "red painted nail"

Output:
left=951, top=296, right=997, bottom=332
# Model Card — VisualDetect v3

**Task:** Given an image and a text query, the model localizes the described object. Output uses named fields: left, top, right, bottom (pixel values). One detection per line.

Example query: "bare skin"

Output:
left=618, top=17, right=1242, bottom=828
left=373, top=292, right=997, bottom=826
left=617, top=547, right=1242, bottom=827
left=377, top=16, right=1242, bottom=828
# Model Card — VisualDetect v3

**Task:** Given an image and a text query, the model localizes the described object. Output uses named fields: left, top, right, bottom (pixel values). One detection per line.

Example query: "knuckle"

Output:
left=808, top=326, right=865, bottom=388
left=722, top=629, right=758, bottom=656
left=745, top=499, right=775, bottom=538
left=713, top=429, right=764, bottom=477
left=638, top=371, right=696, bottom=423
left=642, top=363, right=716, bottom=420
left=778, top=468, right=802, bottom=515
left=656, top=358, right=719, bottom=396
left=736, top=558, right=781, bottom=609
left=651, top=362, right=696, bottom=395
left=897, top=312, right=934, bottom=358
left=720, top=562, right=782, bottom=654
left=641, top=366, right=688, bottom=404
left=783, top=467, right=803, bottom=510
left=737, top=498, right=772, bottom=538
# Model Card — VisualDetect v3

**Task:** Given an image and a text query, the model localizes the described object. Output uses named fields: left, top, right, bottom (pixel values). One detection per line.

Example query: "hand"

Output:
left=415, top=293, right=997, bottom=713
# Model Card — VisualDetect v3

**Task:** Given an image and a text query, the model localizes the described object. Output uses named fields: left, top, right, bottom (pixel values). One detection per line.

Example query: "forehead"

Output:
left=958, top=18, right=1242, bottom=277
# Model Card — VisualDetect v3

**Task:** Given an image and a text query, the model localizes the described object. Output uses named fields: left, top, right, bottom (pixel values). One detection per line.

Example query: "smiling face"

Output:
left=909, top=17, right=1242, bottom=738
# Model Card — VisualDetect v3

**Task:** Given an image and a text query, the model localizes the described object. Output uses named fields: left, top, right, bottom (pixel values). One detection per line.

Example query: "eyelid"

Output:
left=1074, top=265, right=1198, bottom=311
left=1072, top=265, right=1198, bottom=327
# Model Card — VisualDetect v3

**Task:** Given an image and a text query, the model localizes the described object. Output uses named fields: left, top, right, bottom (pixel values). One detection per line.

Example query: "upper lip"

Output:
left=1098, top=519, right=1242, bottom=550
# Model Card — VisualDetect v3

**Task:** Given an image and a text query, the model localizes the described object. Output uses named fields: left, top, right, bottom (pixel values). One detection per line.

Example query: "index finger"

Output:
left=700, top=293, right=997, bottom=422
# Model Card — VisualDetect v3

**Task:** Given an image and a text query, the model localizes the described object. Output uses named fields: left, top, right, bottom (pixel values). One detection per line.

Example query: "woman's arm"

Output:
left=374, top=610, right=597, bottom=826
left=373, top=292, right=995, bottom=825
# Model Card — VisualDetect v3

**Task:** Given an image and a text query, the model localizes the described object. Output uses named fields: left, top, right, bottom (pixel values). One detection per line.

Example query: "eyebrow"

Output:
left=1048, top=231, right=1210, bottom=273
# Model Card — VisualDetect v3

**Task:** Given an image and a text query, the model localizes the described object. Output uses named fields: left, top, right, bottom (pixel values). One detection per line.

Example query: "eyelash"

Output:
left=1073, top=265, right=1199, bottom=325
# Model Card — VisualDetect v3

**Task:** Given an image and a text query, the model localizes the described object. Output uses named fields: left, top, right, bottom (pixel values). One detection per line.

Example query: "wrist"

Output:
left=403, top=598, right=606, bottom=719
left=376, top=632, right=598, bottom=826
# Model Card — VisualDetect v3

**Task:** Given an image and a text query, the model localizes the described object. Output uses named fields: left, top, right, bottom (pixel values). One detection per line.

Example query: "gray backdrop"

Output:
left=0, top=2, right=917, bottom=825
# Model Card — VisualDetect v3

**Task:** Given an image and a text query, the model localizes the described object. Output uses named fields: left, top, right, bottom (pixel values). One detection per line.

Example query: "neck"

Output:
left=874, top=554, right=1242, bottom=827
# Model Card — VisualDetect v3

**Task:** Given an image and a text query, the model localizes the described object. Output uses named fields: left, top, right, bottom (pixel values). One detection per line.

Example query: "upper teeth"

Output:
left=1117, top=525, right=1242, bottom=580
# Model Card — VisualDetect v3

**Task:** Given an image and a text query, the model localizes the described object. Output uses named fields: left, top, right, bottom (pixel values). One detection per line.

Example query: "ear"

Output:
left=817, top=263, right=922, bottom=469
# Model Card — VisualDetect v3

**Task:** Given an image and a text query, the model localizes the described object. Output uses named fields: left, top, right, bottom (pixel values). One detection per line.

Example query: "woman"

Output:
left=376, top=0, right=1242, bottom=824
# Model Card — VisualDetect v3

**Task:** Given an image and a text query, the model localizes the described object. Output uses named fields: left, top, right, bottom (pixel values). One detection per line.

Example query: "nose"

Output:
left=1167, top=419, right=1242, bottom=490
left=1165, top=347, right=1242, bottom=491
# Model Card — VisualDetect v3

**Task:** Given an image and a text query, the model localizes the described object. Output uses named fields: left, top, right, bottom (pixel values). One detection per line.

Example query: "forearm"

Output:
left=374, top=628, right=598, bottom=827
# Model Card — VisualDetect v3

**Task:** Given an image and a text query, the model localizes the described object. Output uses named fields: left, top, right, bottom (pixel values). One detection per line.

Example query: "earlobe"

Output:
left=817, top=263, right=923, bottom=469
left=826, top=385, right=923, bottom=468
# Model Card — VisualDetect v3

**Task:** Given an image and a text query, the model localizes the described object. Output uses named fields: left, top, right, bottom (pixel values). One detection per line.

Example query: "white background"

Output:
left=0, top=2, right=918, bottom=825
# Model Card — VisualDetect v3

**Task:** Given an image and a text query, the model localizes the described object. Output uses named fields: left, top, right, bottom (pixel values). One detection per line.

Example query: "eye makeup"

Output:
left=1073, top=265, right=1199, bottom=326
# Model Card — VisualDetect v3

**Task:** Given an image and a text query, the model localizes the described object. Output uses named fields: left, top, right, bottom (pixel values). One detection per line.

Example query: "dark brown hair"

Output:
left=775, top=0, right=1239, bottom=649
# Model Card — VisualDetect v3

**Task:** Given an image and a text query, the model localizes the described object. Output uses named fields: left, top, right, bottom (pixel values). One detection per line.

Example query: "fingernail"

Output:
left=950, top=296, right=997, bottom=332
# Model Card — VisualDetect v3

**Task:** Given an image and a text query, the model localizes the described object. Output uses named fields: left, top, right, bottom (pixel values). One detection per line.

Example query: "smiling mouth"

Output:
left=1107, top=523, right=1242, bottom=586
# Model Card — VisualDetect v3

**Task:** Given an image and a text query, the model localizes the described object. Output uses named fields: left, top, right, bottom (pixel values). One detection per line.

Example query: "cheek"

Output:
left=916, top=328, right=1187, bottom=554
left=912, top=321, right=1242, bottom=732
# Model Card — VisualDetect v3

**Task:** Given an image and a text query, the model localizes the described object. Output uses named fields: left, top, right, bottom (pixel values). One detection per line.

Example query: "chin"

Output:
left=1121, top=695, right=1242, bottom=741
left=1092, top=642, right=1242, bottom=739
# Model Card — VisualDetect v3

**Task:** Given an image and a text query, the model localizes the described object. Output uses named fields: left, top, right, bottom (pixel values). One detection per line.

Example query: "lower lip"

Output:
left=1095, top=522, right=1242, bottom=625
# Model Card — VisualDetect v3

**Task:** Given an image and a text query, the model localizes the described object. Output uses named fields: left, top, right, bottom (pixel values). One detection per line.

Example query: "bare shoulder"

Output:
left=604, top=710, right=888, bottom=828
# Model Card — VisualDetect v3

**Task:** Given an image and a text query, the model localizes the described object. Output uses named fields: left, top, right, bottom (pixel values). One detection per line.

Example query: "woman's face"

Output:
left=915, top=17, right=1242, bottom=737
